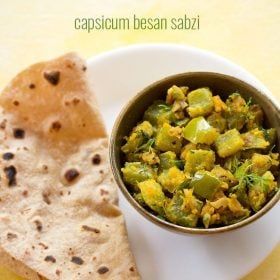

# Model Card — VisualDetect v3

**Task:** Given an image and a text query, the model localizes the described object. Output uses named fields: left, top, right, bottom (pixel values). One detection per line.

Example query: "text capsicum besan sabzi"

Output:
left=74, top=14, right=200, bottom=32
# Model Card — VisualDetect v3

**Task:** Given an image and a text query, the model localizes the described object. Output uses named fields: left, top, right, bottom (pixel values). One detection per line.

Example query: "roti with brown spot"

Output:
left=0, top=53, right=140, bottom=279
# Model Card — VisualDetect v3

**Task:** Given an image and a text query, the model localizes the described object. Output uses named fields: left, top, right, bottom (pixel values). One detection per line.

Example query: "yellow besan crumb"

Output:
left=168, top=126, right=182, bottom=138
left=213, top=95, right=227, bottom=112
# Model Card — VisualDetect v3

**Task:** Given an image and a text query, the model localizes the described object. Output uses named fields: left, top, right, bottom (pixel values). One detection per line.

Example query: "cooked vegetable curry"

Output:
left=121, top=85, right=279, bottom=228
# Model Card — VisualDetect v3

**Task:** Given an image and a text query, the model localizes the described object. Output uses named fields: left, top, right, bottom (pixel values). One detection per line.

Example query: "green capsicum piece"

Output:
left=190, top=171, right=221, bottom=200
left=121, top=121, right=153, bottom=154
left=159, top=151, right=184, bottom=170
left=187, top=87, right=214, bottom=117
left=144, top=100, right=175, bottom=126
left=121, top=162, right=155, bottom=191
left=164, top=189, right=203, bottom=227
left=157, top=166, right=186, bottom=193
left=138, top=179, right=165, bottom=216
left=215, top=129, right=244, bottom=158
left=183, top=116, right=219, bottom=145
left=225, top=93, right=248, bottom=131
left=155, top=123, right=182, bottom=154
left=241, top=128, right=269, bottom=150
left=184, top=149, right=215, bottom=174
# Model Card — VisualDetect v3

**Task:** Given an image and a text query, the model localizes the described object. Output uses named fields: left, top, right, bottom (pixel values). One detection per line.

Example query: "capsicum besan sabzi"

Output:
left=121, top=85, right=279, bottom=228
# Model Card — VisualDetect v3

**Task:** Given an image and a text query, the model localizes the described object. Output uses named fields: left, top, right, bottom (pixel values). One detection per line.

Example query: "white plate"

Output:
left=87, top=44, right=280, bottom=280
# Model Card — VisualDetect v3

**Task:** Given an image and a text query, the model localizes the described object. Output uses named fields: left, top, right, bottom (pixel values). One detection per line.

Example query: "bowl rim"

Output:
left=110, top=71, right=280, bottom=234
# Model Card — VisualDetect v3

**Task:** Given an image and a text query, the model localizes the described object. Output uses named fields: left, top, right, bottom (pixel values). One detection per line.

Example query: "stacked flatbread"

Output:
left=0, top=53, right=140, bottom=279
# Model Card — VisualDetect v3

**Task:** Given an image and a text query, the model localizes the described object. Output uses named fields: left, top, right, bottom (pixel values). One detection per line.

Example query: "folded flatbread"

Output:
left=0, top=53, right=140, bottom=279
